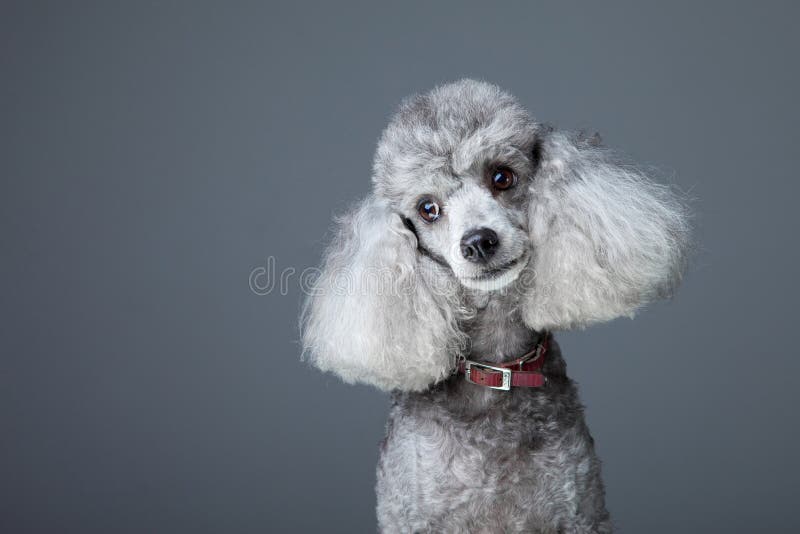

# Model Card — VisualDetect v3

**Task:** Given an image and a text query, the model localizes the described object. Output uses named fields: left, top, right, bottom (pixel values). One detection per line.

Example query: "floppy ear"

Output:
left=522, top=132, right=690, bottom=331
left=301, top=195, right=467, bottom=391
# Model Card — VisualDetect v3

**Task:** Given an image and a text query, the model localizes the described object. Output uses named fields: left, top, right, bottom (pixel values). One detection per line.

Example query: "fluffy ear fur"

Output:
left=301, top=195, right=467, bottom=391
left=522, top=132, right=690, bottom=331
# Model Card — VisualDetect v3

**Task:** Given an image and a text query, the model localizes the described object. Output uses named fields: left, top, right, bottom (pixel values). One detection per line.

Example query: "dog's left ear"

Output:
left=301, top=195, right=467, bottom=391
left=521, top=131, right=691, bottom=331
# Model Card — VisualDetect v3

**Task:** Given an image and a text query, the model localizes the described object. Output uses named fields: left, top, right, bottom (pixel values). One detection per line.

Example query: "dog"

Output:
left=301, top=79, right=689, bottom=533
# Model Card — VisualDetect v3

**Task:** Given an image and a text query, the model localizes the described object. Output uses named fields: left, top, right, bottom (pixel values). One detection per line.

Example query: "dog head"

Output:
left=301, top=79, right=690, bottom=391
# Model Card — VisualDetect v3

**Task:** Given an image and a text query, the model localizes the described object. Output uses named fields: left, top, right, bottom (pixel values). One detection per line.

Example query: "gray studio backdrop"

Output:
left=2, top=1, right=799, bottom=532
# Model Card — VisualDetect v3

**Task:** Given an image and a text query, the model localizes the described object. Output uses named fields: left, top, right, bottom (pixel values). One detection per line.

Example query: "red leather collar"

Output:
left=456, top=333, right=550, bottom=391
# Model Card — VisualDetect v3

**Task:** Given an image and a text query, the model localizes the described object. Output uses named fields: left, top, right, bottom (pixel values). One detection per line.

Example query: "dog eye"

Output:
left=417, top=198, right=441, bottom=223
left=490, top=167, right=516, bottom=191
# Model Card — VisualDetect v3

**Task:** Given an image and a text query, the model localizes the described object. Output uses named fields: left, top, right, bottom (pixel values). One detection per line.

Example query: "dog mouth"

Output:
left=471, top=255, right=525, bottom=280
left=459, top=252, right=529, bottom=291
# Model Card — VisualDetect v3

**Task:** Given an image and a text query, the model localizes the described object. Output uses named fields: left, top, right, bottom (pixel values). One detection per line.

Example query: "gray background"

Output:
left=2, top=1, right=798, bottom=532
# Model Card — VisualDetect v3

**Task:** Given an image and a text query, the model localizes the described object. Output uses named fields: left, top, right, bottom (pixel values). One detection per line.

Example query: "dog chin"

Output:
left=458, top=255, right=528, bottom=292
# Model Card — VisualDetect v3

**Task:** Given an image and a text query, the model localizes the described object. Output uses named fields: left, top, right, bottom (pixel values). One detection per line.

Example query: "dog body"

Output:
left=378, top=335, right=608, bottom=533
left=301, top=80, right=689, bottom=532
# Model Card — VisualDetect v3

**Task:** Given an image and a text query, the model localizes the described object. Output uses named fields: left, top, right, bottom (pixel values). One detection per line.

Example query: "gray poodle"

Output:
left=301, top=80, right=689, bottom=533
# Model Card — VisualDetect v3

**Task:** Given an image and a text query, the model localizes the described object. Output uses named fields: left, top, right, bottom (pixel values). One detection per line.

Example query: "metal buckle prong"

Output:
left=464, top=360, right=512, bottom=391
left=517, top=343, right=543, bottom=370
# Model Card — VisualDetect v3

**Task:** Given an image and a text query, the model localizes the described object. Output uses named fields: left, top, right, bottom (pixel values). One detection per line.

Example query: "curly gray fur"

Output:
left=301, top=79, right=689, bottom=532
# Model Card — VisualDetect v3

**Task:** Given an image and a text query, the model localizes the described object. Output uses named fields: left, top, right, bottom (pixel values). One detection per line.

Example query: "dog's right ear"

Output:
left=301, top=195, right=466, bottom=392
left=521, top=131, right=691, bottom=331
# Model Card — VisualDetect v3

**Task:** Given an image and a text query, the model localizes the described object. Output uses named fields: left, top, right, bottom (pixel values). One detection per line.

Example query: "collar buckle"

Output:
left=464, top=361, right=512, bottom=391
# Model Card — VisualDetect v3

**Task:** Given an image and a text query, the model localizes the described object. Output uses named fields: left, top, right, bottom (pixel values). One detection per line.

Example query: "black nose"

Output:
left=460, top=228, right=499, bottom=263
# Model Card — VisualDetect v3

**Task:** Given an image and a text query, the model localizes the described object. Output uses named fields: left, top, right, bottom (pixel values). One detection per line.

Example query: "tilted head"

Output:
left=373, top=82, right=538, bottom=292
left=302, top=79, right=690, bottom=391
